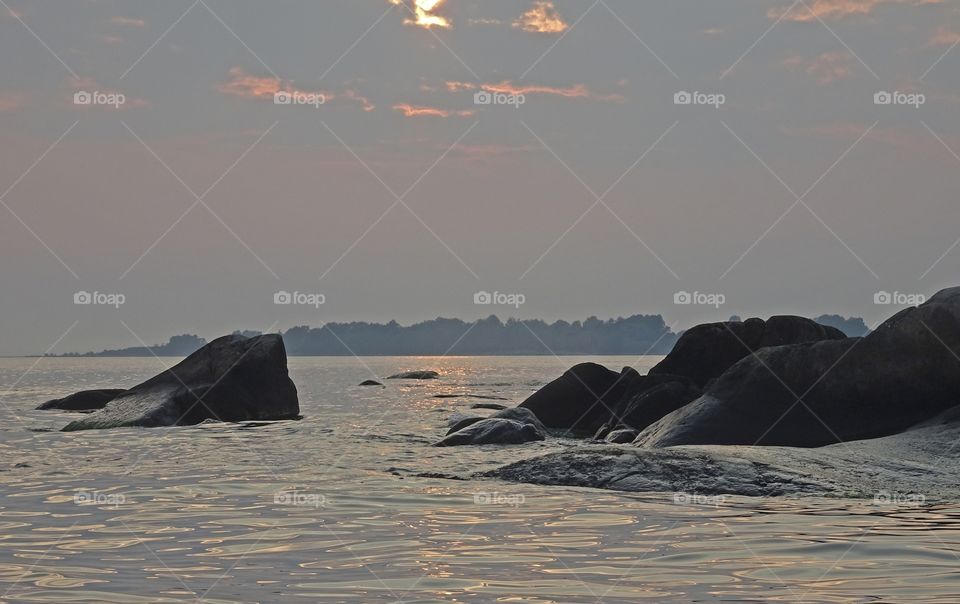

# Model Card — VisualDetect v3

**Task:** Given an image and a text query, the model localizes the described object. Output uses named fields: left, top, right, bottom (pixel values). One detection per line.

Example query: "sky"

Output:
left=0, top=0, right=958, bottom=355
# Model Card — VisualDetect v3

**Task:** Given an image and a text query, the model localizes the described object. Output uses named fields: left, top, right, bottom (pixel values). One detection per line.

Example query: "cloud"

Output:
left=770, top=0, right=943, bottom=22
left=0, top=94, right=25, bottom=112
left=783, top=51, right=856, bottom=84
left=217, top=67, right=374, bottom=111
left=929, top=26, right=960, bottom=46
left=390, top=0, right=451, bottom=29
left=110, top=16, right=146, bottom=27
left=393, top=103, right=474, bottom=118
left=514, top=1, right=569, bottom=34
left=446, top=80, right=625, bottom=102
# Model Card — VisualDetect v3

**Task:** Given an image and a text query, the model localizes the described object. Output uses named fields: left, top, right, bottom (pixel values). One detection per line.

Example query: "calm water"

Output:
left=1, top=356, right=959, bottom=603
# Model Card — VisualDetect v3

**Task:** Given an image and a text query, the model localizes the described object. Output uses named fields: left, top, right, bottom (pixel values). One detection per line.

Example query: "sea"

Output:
left=1, top=355, right=958, bottom=603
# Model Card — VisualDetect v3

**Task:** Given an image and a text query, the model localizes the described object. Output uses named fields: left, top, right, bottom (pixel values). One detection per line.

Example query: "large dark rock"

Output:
left=649, top=316, right=846, bottom=388
left=637, top=288, right=960, bottom=448
left=615, top=379, right=703, bottom=432
left=37, top=389, right=125, bottom=412
left=518, top=363, right=638, bottom=433
left=62, top=334, right=299, bottom=431
left=358, top=380, right=384, bottom=386
left=435, top=418, right=545, bottom=447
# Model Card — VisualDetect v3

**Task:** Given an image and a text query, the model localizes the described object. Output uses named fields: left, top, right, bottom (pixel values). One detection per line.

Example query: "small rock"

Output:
left=387, top=371, right=439, bottom=380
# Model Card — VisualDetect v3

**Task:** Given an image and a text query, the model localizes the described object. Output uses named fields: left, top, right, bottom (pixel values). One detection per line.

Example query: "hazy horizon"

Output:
left=2, top=0, right=959, bottom=355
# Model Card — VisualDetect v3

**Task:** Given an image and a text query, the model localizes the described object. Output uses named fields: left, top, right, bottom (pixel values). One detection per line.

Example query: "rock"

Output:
left=615, top=379, right=703, bottom=432
left=358, top=380, right=384, bottom=386
left=62, top=334, right=299, bottom=431
left=518, top=363, right=637, bottom=434
left=37, top=389, right=126, bottom=412
left=470, top=403, right=508, bottom=410
left=637, top=288, right=960, bottom=448
left=446, top=407, right=546, bottom=435
left=604, top=429, right=639, bottom=444
left=649, top=316, right=846, bottom=388
left=435, top=418, right=546, bottom=447
left=387, top=371, right=439, bottom=380
left=486, top=405, right=960, bottom=499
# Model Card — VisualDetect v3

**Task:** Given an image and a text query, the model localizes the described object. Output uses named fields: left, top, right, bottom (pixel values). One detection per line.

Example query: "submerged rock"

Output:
left=37, top=389, right=126, bottom=412
left=604, top=429, right=639, bottom=444
left=358, top=380, right=384, bottom=386
left=486, top=405, right=960, bottom=499
left=387, top=371, right=439, bottom=380
left=435, top=418, right=545, bottom=447
left=637, top=287, right=960, bottom=448
left=470, top=403, right=508, bottom=410
left=62, top=334, right=299, bottom=431
left=446, top=407, right=545, bottom=436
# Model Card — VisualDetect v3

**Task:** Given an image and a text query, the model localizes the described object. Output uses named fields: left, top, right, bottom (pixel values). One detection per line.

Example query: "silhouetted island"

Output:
left=60, top=313, right=869, bottom=357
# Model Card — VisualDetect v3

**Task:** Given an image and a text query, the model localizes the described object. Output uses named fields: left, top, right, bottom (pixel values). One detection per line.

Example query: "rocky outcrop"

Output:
left=435, top=418, right=546, bottom=447
left=515, top=318, right=845, bottom=436
left=637, top=288, right=960, bottom=448
left=62, top=334, right=299, bottom=431
left=37, top=389, right=125, bottom=412
left=387, top=371, right=439, bottom=380
left=518, top=363, right=637, bottom=434
left=648, top=316, right=846, bottom=388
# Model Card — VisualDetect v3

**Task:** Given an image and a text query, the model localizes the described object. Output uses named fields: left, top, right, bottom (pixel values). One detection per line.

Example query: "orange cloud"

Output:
left=783, top=51, right=856, bottom=84
left=0, top=94, right=25, bottom=112
left=929, top=26, right=960, bottom=46
left=390, top=0, right=451, bottom=29
left=217, top=67, right=373, bottom=111
left=514, top=1, right=569, bottom=34
left=770, top=0, right=943, bottom=22
left=393, top=103, right=474, bottom=118
left=447, top=80, right=625, bottom=102
left=110, top=16, right=146, bottom=27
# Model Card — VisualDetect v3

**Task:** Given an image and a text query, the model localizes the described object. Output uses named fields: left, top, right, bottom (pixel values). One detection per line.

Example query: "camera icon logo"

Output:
left=674, top=291, right=692, bottom=305
left=674, top=91, right=692, bottom=105
left=474, top=291, right=492, bottom=305
left=874, top=91, right=892, bottom=105
left=474, top=91, right=492, bottom=105
left=73, top=291, right=92, bottom=305
left=274, top=290, right=293, bottom=305
left=874, top=291, right=892, bottom=305
left=74, top=91, right=92, bottom=105
left=274, top=91, right=292, bottom=105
